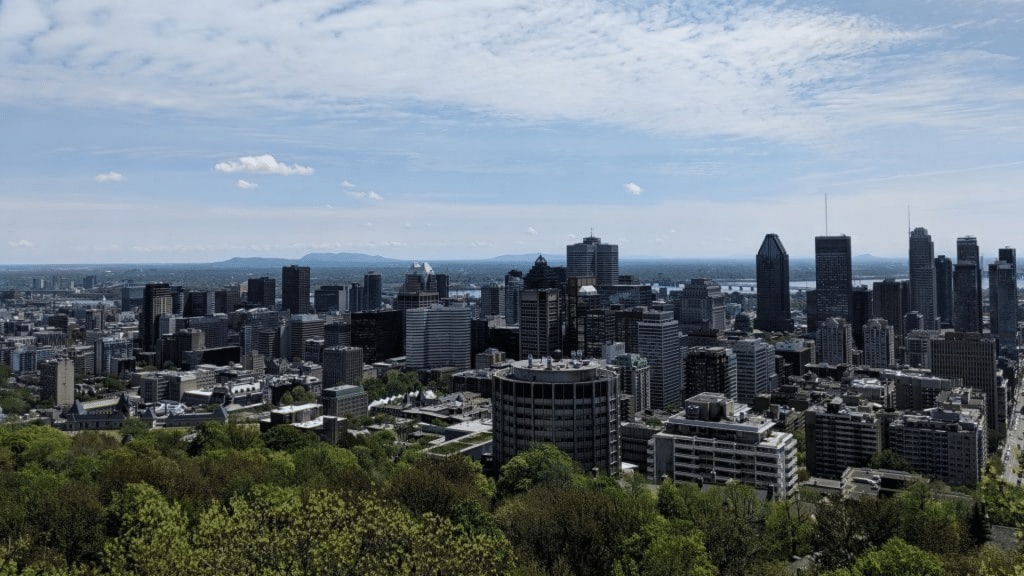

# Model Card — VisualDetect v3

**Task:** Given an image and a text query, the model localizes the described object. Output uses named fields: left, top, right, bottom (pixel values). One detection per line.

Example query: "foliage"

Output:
left=869, top=449, right=914, bottom=473
left=360, top=370, right=421, bottom=402
left=279, top=384, right=316, bottom=406
left=497, top=443, right=579, bottom=497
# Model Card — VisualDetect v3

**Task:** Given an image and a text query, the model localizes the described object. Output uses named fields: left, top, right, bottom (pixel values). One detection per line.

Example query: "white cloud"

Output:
left=4, top=1, right=1019, bottom=142
left=624, top=182, right=643, bottom=196
left=526, top=226, right=538, bottom=236
left=8, top=240, right=33, bottom=248
left=214, top=154, right=313, bottom=176
left=341, top=180, right=356, bottom=188
left=236, top=179, right=258, bottom=189
left=94, top=171, right=124, bottom=182
left=346, top=190, right=384, bottom=201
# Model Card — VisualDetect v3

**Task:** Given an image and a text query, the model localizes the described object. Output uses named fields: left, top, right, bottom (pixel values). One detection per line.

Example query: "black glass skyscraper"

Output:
left=908, top=227, right=937, bottom=330
left=281, top=265, right=311, bottom=314
left=755, top=234, right=792, bottom=332
left=811, top=235, right=852, bottom=331
left=140, top=283, right=172, bottom=353
left=954, top=236, right=982, bottom=333
left=934, top=255, right=953, bottom=328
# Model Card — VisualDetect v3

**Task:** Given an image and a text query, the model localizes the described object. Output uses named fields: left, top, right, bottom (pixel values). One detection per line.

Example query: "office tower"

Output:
left=322, top=346, right=364, bottom=388
left=321, top=384, right=369, bottom=419
left=40, top=358, right=75, bottom=406
left=479, top=283, right=505, bottom=318
left=954, top=236, right=983, bottom=333
left=863, top=318, right=895, bottom=369
left=684, top=346, right=738, bottom=400
left=930, top=332, right=1005, bottom=430
left=873, top=279, right=907, bottom=348
left=638, top=308, right=682, bottom=410
left=565, top=277, right=596, bottom=355
left=215, top=285, right=241, bottom=313
left=610, top=353, right=651, bottom=414
left=348, top=283, right=366, bottom=313
left=169, top=286, right=186, bottom=316
left=492, top=357, right=621, bottom=475
left=816, top=317, right=853, bottom=365
left=247, top=277, right=276, bottom=309
left=523, top=255, right=564, bottom=290
left=281, top=265, right=311, bottom=314
left=504, top=273, right=523, bottom=325
left=989, top=247, right=1017, bottom=351
left=94, top=336, right=132, bottom=376
left=519, top=289, right=561, bottom=359
left=849, top=286, right=872, bottom=350
left=889, top=405, right=986, bottom=486
left=323, top=321, right=352, bottom=348
left=908, top=227, right=938, bottom=329
left=184, top=291, right=211, bottom=317
left=435, top=273, right=450, bottom=300
left=805, top=400, right=883, bottom=479
left=754, top=233, right=793, bottom=332
left=890, top=371, right=957, bottom=410
left=395, top=262, right=440, bottom=311
left=285, top=314, right=324, bottom=362
left=934, top=255, right=953, bottom=327
left=775, top=339, right=816, bottom=377
left=649, top=393, right=798, bottom=499
left=314, top=285, right=347, bottom=313
left=188, top=315, right=229, bottom=349
left=363, top=271, right=382, bottom=311
left=351, top=310, right=404, bottom=363
left=677, top=279, right=726, bottom=333
left=405, top=305, right=472, bottom=371
left=140, top=283, right=173, bottom=353
left=811, top=235, right=852, bottom=331
left=566, top=235, right=619, bottom=287
left=725, top=338, right=775, bottom=404
left=241, top=308, right=281, bottom=358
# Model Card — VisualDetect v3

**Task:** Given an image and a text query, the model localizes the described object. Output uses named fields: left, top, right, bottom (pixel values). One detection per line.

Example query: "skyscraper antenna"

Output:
left=824, top=193, right=829, bottom=236
left=907, top=205, right=911, bottom=234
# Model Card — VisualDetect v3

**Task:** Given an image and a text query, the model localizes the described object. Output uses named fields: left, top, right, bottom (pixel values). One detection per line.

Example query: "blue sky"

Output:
left=1, top=0, right=1023, bottom=264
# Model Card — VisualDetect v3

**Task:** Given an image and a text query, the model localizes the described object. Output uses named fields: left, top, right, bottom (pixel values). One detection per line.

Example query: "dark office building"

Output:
left=520, top=288, right=561, bottom=359
left=908, top=227, right=938, bottom=330
left=755, top=233, right=793, bottom=333
left=523, top=255, right=565, bottom=290
left=989, top=247, right=1017, bottom=351
left=351, top=310, right=404, bottom=363
left=849, top=286, right=872, bottom=350
left=281, top=265, right=311, bottom=314
left=214, top=286, right=241, bottom=314
left=184, top=291, right=211, bottom=317
left=140, top=283, right=172, bottom=353
left=874, top=279, right=908, bottom=352
left=566, top=235, right=619, bottom=287
left=395, top=262, right=440, bottom=311
left=314, top=285, right=347, bottom=313
left=811, top=236, right=852, bottom=331
left=364, top=271, right=382, bottom=311
left=935, top=255, right=953, bottom=328
left=323, top=321, right=352, bottom=348
left=954, top=236, right=983, bottom=333
left=247, top=277, right=276, bottom=309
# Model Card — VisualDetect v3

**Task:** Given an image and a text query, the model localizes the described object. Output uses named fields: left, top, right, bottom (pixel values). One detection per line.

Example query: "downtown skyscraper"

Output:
left=954, top=236, right=983, bottom=333
left=908, top=227, right=937, bottom=330
left=754, top=233, right=793, bottom=332
left=810, top=235, right=852, bottom=331
left=281, top=265, right=311, bottom=314
left=566, top=235, right=619, bottom=287
left=989, top=247, right=1017, bottom=352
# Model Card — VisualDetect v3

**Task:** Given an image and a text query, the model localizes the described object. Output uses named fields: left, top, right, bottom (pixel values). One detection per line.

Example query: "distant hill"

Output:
left=212, top=252, right=401, bottom=268
left=299, top=252, right=401, bottom=264
left=483, top=253, right=565, bottom=263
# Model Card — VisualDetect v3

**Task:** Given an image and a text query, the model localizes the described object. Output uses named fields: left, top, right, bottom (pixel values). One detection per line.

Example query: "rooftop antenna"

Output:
left=907, top=205, right=911, bottom=234
left=824, top=193, right=829, bottom=236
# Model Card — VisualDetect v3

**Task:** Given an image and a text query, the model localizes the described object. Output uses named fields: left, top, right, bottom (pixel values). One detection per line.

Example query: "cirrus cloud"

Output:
left=346, top=190, right=384, bottom=201
left=236, top=179, right=258, bottom=189
left=214, top=154, right=313, bottom=176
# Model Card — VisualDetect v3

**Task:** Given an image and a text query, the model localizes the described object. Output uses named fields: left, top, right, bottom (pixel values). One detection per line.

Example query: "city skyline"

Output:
left=2, top=1, right=1024, bottom=264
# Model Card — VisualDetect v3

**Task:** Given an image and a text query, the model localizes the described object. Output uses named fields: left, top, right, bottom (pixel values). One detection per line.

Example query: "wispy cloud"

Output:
left=236, top=179, right=258, bottom=189
left=526, top=226, right=538, bottom=236
left=3, top=1, right=1019, bottom=142
left=624, top=182, right=643, bottom=196
left=94, top=171, right=124, bottom=183
left=346, top=190, right=384, bottom=201
left=214, top=154, right=313, bottom=176
left=341, top=180, right=356, bottom=188
left=8, top=240, right=33, bottom=248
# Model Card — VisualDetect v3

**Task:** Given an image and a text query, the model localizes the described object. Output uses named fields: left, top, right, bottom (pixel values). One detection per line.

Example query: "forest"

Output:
left=0, top=420, right=1022, bottom=576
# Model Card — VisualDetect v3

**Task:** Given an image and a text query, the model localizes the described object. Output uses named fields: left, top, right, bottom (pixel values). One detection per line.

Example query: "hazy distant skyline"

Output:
left=2, top=0, right=1023, bottom=264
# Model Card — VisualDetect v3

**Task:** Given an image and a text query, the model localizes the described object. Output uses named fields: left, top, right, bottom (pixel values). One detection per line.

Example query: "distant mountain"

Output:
left=299, top=252, right=401, bottom=264
left=482, top=253, right=565, bottom=263
left=212, top=252, right=401, bottom=268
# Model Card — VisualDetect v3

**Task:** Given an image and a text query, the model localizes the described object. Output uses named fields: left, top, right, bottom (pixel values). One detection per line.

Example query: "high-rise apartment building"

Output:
left=610, top=353, right=651, bottom=414
left=816, top=317, right=853, bottom=365
left=889, top=406, right=986, bottom=486
left=40, top=357, right=75, bottom=406
left=725, top=338, right=775, bottom=405
left=684, top=346, right=738, bottom=400
left=519, top=289, right=561, bottom=360
left=504, top=272, right=523, bottom=325
left=954, top=236, right=983, bottom=333
left=805, top=400, right=883, bottom=479
left=930, top=332, right=1005, bottom=430
left=811, top=236, right=852, bottom=331
left=492, top=358, right=621, bottom=475
left=140, top=283, right=173, bottom=353
left=755, top=234, right=793, bottom=332
left=637, top=308, right=682, bottom=410
left=322, top=346, right=364, bottom=388
left=566, top=235, right=619, bottom=287
left=908, top=227, right=938, bottom=330
left=863, top=318, right=896, bottom=369
left=281, top=265, right=311, bottom=314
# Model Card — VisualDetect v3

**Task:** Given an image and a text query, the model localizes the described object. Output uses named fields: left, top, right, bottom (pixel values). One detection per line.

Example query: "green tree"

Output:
left=827, top=537, right=944, bottom=576
left=261, top=424, right=319, bottom=453
left=869, top=449, right=914, bottom=472
left=279, top=385, right=316, bottom=406
left=102, top=483, right=196, bottom=576
left=496, top=444, right=579, bottom=497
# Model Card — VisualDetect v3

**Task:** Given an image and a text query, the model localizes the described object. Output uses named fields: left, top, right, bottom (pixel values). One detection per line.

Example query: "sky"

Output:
left=1, top=0, right=1023, bottom=264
